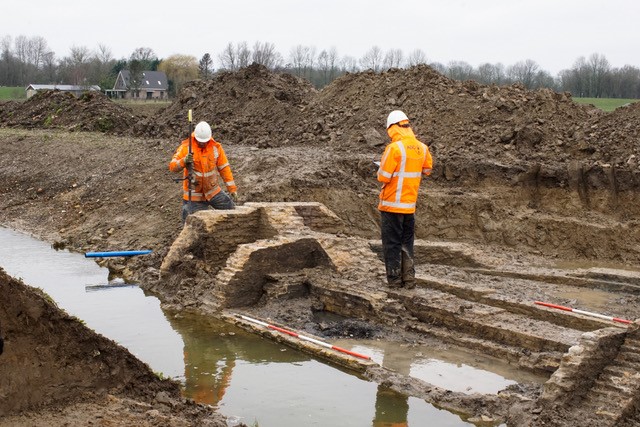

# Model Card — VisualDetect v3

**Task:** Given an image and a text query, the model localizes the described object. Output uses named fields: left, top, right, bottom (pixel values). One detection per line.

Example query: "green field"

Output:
left=573, top=97, right=639, bottom=112
left=0, top=86, right=26, bottom=100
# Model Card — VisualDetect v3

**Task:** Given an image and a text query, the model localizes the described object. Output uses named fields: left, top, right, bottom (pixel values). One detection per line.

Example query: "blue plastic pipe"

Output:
left=84, top=250, right=152, bottom=258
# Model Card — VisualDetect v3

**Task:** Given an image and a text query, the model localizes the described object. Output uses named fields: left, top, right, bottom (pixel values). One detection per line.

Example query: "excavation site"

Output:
left=1, top=64, right=639, bottom=426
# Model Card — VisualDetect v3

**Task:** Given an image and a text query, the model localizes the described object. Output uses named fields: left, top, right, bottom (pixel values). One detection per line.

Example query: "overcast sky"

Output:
left=4, top=0, right=639, bottom=75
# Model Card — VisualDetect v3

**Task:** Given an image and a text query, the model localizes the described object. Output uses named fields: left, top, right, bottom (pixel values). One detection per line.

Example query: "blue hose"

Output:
left=84, top=250, right=152, bottom=258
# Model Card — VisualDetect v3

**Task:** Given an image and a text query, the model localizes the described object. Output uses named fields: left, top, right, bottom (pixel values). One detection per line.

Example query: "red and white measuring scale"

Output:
left=236, top=314, right=372, bottom=360
left=534, top=301, right=632, bottom=325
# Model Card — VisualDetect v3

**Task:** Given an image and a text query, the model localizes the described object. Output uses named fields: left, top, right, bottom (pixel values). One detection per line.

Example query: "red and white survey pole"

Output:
left=236, top=314, right=372, bottom=361
left=534, top=301, right=632, bottom=325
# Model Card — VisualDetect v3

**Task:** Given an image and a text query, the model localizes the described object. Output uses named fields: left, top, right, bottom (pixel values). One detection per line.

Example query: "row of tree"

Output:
left=1, top=34, right=639, bottom=99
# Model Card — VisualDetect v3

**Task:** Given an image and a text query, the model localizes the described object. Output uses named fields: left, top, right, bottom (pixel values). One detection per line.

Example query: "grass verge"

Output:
left=573, top=97, right=639, bottom=112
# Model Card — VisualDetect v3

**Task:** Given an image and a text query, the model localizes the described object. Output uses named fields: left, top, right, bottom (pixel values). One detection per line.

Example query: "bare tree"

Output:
left=130, top=47, right=156, bottom=64
left=430, top=61, right=446, bottom=75
left=13, top=35, right=29, bottom=83
left=303, top=45, right=316, bottom=78
left=407, top=49, right=428, bottom=67
left=327, top=46, right=338, bottom=80
left=69, top=45, right=91, bottom=85
left=446, top=60, right=474, bottom=81
left=317, top=49, right=330, bottom=85
left=219, top=41, right=252, bottom=70
left=237, top=42, right=251, bottom=68
left=0, top=35, right=16, bottom=85
left=587, top=53, right=610, bottom=97
left=252, top=41, right=282, bottom=70
left=383, top=48, right=404, bottom=70
left=26, top=36, right=50, bottom=70
left=359, top=46, right=383, bottom=72
left=40, top=50, right=57, bottom=83
left=476, top=62, right=505, bottom=84
left=340, top=55, right=359, bottom=73
left=533, top=69, right=557, bottom=90
left=506, top=59, right=540, bottom=89
left=561, top=56, right=588, bottom=97
left=290, top=45, right=316, bottom=78
left=95, top=43, right=113, bottom=64
left=129, top=47, right=158, bottom=91
left=88, top=43, right=114, bottom=88
left=13, top=35, right=28, bottom=64
left=290, top=45, right=306, bottom=77
left=610, top=65, right=640, bottom=98
left=558, top=55, right=639, bottom=98
left=218, top=42, right=237, bottom=70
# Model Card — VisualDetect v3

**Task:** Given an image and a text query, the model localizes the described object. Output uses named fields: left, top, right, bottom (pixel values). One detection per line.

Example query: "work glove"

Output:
left=230, top=192, right=238, bottom=203
left=183, top=153, right=193, bottom=165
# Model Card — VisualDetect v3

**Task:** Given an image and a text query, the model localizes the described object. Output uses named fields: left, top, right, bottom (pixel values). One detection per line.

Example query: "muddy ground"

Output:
left=1, top=64, right=639, bottom=426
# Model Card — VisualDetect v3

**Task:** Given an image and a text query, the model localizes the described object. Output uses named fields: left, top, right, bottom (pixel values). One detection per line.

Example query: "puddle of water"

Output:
left=0, top=227, right=185, bottom=376
left=334, top=339, right=546, bottom=395
left=554, top=287, right=616, bottom=312
left=0, top=227, right=477, bottom=427
left=171, top=314, right=475, bottom=427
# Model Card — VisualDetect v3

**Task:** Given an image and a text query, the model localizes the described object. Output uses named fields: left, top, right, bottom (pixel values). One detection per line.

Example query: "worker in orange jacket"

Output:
left=377, top=110, right=433, bottom=288
left=169, top=121, right=237, bottom=223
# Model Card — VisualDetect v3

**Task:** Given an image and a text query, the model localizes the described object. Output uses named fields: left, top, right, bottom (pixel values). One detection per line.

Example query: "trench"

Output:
left=0, top=227, right=541, bottom=426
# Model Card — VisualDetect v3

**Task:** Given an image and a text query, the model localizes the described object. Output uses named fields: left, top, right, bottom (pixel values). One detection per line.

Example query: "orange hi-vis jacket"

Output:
left=377, top=123, right=432, bottom=214
left=169, top=135, right=237, bottom=202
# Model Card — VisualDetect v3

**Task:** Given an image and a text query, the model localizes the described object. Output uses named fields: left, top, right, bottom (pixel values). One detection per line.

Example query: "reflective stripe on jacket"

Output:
left=169, top=135, right=237, bottom=202
left=377, top=124, right=432, bottom=214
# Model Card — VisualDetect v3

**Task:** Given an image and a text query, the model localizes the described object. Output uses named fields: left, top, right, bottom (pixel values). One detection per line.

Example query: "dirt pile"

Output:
left=137, top=64, right=638, bottom=183
left=0, top=268, right=227, bottom=426
left=134, top=63, right=317, bottom=147
left=3, top=64, right=639, bottom=177
left=0, top=90, right=137, bottom=134
left=579, top=101, right=640, bottom=166
left=312, top=66, right=604, bottom=160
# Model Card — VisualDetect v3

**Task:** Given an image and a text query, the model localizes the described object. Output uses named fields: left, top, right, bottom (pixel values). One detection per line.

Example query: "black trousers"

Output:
left=380, top=211, right=415, bottom=285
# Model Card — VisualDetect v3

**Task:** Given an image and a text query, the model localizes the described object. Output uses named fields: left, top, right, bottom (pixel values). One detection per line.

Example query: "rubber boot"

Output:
left=401, top=248, right=416, bottom=289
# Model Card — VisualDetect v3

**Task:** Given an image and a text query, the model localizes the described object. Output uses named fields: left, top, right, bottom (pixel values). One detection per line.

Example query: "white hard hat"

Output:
left=194, top=121, right=212, bottom=142
left=386, top=110, right=409, bottom=129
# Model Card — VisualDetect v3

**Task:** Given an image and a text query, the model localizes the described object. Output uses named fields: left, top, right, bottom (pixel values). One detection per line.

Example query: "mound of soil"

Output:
left=134, top=63, right=318, bottom=147
left=0, top=267, right=227, bottom=426
left=0, top=90, right=137, bottom=134
left=312, top=66, right=604, bottom=161
left=580, top=101, right=640, bottom=166
left=2, top=64, right=639, bottom=178
left=132, top=64, right=638, bottom=186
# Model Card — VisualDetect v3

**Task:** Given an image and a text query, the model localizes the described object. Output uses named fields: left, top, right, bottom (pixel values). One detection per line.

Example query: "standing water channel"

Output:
left=0, top=227, right=541, bottom=426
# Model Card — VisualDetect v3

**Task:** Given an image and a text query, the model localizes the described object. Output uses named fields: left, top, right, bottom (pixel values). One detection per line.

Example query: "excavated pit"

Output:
left=2, top=63, right=640, bottom=425
left=153, top=201, right=640, bottom=424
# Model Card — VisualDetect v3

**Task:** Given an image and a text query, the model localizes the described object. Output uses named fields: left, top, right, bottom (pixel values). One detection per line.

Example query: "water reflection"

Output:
left=165, top=311, right=473, bottom=426
left=0, top=227, right=475, bottom=426
left=165, top=312, right=308, bottom=407
left=341, top=339, right=545, bottom=395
